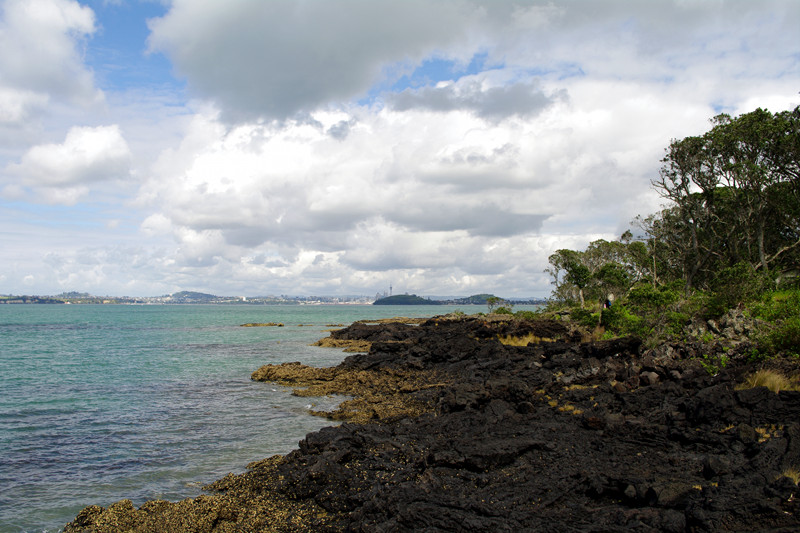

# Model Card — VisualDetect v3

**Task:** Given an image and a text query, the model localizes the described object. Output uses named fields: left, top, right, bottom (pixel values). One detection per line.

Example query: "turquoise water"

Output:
left=0, top=304, right=481, bottom=533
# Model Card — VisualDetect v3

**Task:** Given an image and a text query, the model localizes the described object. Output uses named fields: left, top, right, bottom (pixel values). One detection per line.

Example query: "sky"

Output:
left=0, top=0, right=798, bottom=298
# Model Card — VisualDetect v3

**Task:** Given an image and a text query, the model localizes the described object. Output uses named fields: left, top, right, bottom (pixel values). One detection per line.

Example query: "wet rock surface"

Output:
left=66, top=315, right=800, bottom=532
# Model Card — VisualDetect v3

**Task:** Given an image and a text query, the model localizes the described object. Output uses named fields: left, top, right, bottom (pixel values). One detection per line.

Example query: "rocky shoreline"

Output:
left=66, top=314, right=799, bottom=532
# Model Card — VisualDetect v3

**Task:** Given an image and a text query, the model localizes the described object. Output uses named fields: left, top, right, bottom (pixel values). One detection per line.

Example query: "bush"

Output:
left=708, top=262, right=772, bottom=316
left=665, top=310, right=691, bottom=336
left=570, top=307, right=599, bottom=329
left=600, top=303, right=647, bottom=337
left=752, top=290, right=800, bottom=322
left=495, top=306, right=514, bottom=315
left=627, top=284, right=681, bottom=311
left=760, top=316, right=800, bottom=357
left=514, top=310, right=539, bottom=320
left=698, top=352, right=730, bottom=375
left=752, top=290, right=800, bottom=356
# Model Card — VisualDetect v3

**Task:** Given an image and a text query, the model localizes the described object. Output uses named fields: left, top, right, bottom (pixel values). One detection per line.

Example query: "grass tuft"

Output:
left=497, top=334, right=554, bottom=346
left=779, top=467, right=800, bottom=485
left=736, top=369, right=800, bottom=393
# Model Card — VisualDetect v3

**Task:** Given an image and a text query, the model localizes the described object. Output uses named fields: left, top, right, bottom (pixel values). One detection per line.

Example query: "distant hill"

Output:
left=169, top=291, right=217, bottom=302
left=373, top=294, right=440, bottom=305
left=454, top=294, right=495, bottom=304
left=373, top=293, right=545, bottom=306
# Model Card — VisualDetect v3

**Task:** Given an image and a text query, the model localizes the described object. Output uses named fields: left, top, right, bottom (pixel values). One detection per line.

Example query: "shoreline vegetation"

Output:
left=65, top=106, right=799, bottom=531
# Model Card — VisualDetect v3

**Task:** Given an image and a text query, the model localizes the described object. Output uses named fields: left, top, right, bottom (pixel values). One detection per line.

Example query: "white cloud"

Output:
left=6, top=125, right=131, bottom=203
left=1, top=0, right=799, bottom=298
left=0, top=87, right=48, bottom=125
left=134, top=88, right=685, bottom=295
left=0, top=0, right=100, bottom=107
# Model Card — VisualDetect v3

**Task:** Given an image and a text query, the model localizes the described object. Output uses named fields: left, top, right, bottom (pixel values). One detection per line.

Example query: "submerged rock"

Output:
left=66, top=315, right=800, bottom=532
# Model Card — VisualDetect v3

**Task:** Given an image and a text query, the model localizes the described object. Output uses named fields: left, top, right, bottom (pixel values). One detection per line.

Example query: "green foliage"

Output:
left=749, top=290, right=800, bottom=357
left=652, top=106, right=800, bottom=291
left=760, top=316, right=800, bottom=357
left=627, top=284, right=681, bottom=310
left=570, top=307, right=600, bottom=329
left=463, top=294, right=495, bottom=304
left=514, top=310, right=539, bottom=320
left=752, top=289, right=800, bottom=322
left=665, top=310, right=691, bottom=336
left=698, top=352, right=730, bottom=375
left=707, top=262, right=771, bottom=316
left=486, top=296, right=503, bottom=313
left=545, top=105, right=799, bottom=347
left=600, top=304, right=647, bottom=337
left=592, top=262, right=631, bottom=307
left=495, top=306, right=514, bottom=315
left=624, top=284, right=690, bottom=338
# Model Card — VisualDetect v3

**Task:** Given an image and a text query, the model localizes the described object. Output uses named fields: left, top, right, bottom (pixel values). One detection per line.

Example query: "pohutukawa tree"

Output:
left=548, top=105, right=800, bottom=305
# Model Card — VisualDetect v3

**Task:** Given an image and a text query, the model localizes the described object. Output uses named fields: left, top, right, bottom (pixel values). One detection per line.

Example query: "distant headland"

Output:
left=373, top=293, right=543, bottom=306
left=0, top=290, right=545, bottom=306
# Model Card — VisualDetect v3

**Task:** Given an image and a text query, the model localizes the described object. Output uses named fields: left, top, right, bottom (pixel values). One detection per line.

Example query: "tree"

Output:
left=649, top=106, right=800, bottom=290
left=594, top=262, right=630, bottom=303
left=547, top=249, right=591, bottom=307
left=486, top=296, right=502, bottom=313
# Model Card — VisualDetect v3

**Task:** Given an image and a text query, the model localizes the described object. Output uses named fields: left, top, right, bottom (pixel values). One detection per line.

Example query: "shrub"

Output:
left=698, top=352, right=730, bottom=375
left=627, top=284, right=681, bottom=310
left=752, top=290, right=800, bottom=322
left=570, top=307, right=599, bottom=329
left=759, top=317, right=800, bottom=357
left=514, top=310, right=539, bottom=320
left=665, top=310, right=691, bottom=336
left=495, top=306, right=514, bottom=315
left=600, top=303, right=647, bottom=337
left=707, top=262, right=771, bottom=316
left=752, top=290, right=800, bottom=356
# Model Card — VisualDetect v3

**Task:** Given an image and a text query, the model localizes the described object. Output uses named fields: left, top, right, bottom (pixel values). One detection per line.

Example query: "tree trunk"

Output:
left=757, top=222, right=768, bottom=272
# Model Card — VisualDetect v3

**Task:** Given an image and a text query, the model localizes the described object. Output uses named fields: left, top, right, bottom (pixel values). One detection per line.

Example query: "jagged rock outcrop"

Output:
left=66, top=315, right=800, bottom=532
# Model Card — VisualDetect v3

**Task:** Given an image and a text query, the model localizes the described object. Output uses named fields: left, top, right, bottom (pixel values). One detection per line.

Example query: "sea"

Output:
left=0, top=303, right=496, bottom=533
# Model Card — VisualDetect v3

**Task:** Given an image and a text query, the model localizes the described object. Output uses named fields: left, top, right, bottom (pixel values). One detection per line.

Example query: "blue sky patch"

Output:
left=82, top=0, right=179, bottom=93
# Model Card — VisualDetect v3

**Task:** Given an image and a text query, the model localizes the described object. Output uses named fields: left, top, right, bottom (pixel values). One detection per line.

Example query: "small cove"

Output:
left=0, top=304, right=479, bottom=533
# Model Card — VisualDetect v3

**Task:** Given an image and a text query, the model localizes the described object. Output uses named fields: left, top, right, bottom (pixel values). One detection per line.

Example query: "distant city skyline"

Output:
left=1, top=0, right=798, bottom=298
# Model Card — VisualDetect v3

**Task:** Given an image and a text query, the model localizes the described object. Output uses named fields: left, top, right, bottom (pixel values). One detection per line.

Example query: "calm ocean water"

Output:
left=0, top=304, right=481, bottom=533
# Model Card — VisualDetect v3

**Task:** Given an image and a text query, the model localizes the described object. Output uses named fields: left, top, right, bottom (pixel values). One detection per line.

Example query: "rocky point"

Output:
left=66, top=314, right=800, bottom=532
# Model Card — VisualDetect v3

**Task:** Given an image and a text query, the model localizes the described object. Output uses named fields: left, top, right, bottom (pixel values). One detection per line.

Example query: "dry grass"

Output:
left=497, top=333, right=555, bottom=346
left=781, top=467, right=800, bottom=485
left=564, top=383, right=600, bottom=391
left=736, top=369, right=800, bottom=393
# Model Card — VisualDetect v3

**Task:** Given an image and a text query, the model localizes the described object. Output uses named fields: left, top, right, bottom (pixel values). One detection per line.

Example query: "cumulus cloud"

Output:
left=0, top=0, right=100, bottom=109
left=2, top=0, right=799, bottom=298
left=7, top=125, right=131, bottom=203
left=147, top=0, right=487, bottom=121
left=135, top=86, right=683, bottom=295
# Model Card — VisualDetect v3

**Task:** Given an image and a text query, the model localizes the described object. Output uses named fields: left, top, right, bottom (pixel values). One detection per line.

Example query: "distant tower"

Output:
left=390, top=284, right=392, bottom=296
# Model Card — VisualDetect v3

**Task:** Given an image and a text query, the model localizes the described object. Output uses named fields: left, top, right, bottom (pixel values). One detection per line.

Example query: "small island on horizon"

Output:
left=372, top=293, right=542, bottom=306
